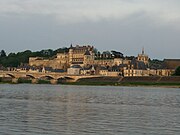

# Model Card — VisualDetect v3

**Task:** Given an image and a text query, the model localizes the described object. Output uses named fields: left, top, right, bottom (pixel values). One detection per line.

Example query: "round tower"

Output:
left=69, top=44, right=73, bottom=65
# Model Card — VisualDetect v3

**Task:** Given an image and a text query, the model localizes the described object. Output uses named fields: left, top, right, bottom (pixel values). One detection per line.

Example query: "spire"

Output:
left=142, top=47, right=145, bottom=55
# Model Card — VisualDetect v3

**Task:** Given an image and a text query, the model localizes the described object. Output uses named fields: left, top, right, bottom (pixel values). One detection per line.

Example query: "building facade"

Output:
left=28, top=44, right=174, bottom=77
left=29, top=45, right=125, bottom=70
left=137, top=47, right=149, bottom=66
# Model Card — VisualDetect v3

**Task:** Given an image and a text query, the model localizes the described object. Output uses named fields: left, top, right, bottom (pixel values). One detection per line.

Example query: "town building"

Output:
left=137, top=47, right=149, bottom=66
left=28, top=44, right=175, bottom=77
left=29, top=44, right=124, bottom=70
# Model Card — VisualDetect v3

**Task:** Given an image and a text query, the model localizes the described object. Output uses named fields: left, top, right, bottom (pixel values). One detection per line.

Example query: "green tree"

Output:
left=0, top=50, right=6, bottom=57
left=0, top=47, right=71, bottom=67
left=174, top=66, right=180, bottom=76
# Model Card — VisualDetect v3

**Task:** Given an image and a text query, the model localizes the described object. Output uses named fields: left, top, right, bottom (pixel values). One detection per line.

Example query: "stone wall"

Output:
left=29, top=57, right=69, bottom=70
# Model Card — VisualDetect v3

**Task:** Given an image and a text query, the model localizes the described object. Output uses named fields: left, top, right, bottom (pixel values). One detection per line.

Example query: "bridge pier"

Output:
left=32, top=78, right=39, bottom=84
left=12, top=78, right=18, bottom=84
left=50, top=79, right=58, bottom=84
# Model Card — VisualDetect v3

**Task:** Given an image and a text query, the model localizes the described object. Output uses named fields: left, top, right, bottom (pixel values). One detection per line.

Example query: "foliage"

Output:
left=0, top=48, right=69, bottom=67
left=111, top=50, right=124, bottom=58
left=124, top=56, right=135, bottom=60
left=174, top=66, right=180, bottom=76
left=18, top=78, right=31, bottom=84
left=149, top=59, right=164, bottom=69
left=0, top=50, right=7, bottom=57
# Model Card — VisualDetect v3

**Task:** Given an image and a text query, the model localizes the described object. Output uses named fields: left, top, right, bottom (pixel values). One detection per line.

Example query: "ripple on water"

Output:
left=0, top=84, right=180, bottom=135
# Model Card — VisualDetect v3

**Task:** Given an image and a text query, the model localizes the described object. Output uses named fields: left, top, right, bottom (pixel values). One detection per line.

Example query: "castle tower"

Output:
left=69, top=44, right=73, bottom=65
left=137, top=47, right=149, bottom=66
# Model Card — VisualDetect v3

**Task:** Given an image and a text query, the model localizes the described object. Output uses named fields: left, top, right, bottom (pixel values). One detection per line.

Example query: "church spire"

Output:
left=70, top=43, right=73, bottom=48
left=142, top=47, right=145, bottom=55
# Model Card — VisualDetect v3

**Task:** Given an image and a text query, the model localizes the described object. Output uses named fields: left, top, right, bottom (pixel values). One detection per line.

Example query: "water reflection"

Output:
left=0, top=84, right=180, bottom=135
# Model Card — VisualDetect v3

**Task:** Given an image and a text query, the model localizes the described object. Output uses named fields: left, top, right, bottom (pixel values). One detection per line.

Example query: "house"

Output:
left=67, top=65, right=82, bottom=75
left=99, top=66, right=108, bottom=76
left=81, top=65, right=95, bottom=75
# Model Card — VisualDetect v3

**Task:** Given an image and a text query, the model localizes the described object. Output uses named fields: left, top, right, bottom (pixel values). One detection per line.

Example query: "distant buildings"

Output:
left=28, top=44, right=177, bottom=76
left=29, top=44, right=125, bottom=70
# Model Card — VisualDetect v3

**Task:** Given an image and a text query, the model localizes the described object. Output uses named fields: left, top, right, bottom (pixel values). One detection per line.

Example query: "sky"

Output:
left=0, top=0, right=180, bottom=59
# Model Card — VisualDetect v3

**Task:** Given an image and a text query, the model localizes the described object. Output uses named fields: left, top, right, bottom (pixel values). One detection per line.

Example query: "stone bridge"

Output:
left=0, top=71, right=101, bottom=84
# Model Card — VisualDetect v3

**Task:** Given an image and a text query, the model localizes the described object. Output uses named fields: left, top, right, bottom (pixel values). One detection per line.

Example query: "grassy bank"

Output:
left=38, top=80, right=51, bottom=84
left=18, top=78, right=32, bottom=84
left=117, top=82, right=180, bottom=87
left=62, top=81, right=180, bottom=87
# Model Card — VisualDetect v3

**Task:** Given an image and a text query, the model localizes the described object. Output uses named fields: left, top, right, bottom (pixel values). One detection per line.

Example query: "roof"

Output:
left=70, top=65, right=82, bottom=68
left=118, top=64, right=128, bottom=68
left=82, top=65, right=95, bottom=70
left=100, top=66, right=108, bottom=70
left=131, top=59, right=147, bottom=70
left=53, top=69, right=66, bottom=73
left=84, top=50, right=91, bottom=55
left=70, top=45, right=94, bottom=51
left=108, top=65, right=122, bottom=71
left=44, top=67, right=53, bottom=71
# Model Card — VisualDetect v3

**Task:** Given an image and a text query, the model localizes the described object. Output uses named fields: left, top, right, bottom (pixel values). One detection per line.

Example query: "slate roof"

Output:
left=130, top=59, right=147, bottom=70
left=53, top=69, right=66, bottom=73
left=44, top=67, right=53, bottom=71
left=84, top=50, right=91, bottom=55
left=71, top=65, right=82, bottom=68
left=100, top=66, right=108, bottom=70
left=71, top=62, right=83, bottom=64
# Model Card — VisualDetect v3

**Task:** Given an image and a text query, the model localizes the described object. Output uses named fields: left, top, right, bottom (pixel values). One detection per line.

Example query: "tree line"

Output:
left=0, top=48, right=124, bottom=67
left=0, top=48, right=68, bottom=67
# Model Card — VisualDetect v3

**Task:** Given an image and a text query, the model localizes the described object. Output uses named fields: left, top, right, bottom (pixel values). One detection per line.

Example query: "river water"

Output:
left=0, top=84, right=180, bottom=135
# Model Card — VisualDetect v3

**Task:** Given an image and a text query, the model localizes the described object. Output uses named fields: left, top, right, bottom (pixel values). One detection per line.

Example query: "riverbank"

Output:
left=0, top=76, right=180, bottom=88
left=0, top=81, right=179, bottom=88
left=62, top=81, right=180, bottom=88
left=69, top=76, right=180, bottom=88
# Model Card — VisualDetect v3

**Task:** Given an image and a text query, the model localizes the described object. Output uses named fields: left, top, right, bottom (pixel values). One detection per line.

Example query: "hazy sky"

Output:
left=0, top=0, right=180, bottom=59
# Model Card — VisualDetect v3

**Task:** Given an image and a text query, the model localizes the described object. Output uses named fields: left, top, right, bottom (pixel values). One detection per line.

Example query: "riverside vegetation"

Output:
left=0, top=77, right=180, bottom=88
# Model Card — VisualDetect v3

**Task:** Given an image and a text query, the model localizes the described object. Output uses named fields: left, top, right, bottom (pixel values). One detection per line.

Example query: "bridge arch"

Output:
left=56, top=77, right=66, bottom=83
left=57, top=77, right=64, bottom=80
left=63, top=76, right=74, bottom=80
left=6, top=73, right=16, bottom=78
left=39, top=75, right=55, bottom=80
left=26, top=74, right=36, bottom=79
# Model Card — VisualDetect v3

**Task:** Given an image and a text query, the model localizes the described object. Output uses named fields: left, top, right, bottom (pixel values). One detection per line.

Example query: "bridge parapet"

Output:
left=0, top=71, right=66, bottom=79
left=0, top=71, right=103, bottom=83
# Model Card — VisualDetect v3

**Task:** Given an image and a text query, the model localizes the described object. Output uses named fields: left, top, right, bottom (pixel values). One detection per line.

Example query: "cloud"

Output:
left=0, top=0, right=180, bottom=59
left=0, top=0, right=180, bottom=25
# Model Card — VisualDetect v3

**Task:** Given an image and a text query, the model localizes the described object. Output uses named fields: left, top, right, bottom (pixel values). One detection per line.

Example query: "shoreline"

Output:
left=0, top=81, right=179, bottom=88
left=62, top=82, right=180, bottom=88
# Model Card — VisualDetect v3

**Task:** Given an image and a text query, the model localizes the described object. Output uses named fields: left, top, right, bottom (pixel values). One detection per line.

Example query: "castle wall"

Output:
left=29, top=57, right=69, bottom=70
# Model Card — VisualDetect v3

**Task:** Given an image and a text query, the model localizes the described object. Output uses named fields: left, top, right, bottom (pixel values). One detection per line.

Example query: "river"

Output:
left=0, top=84, right=180, bottom=135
